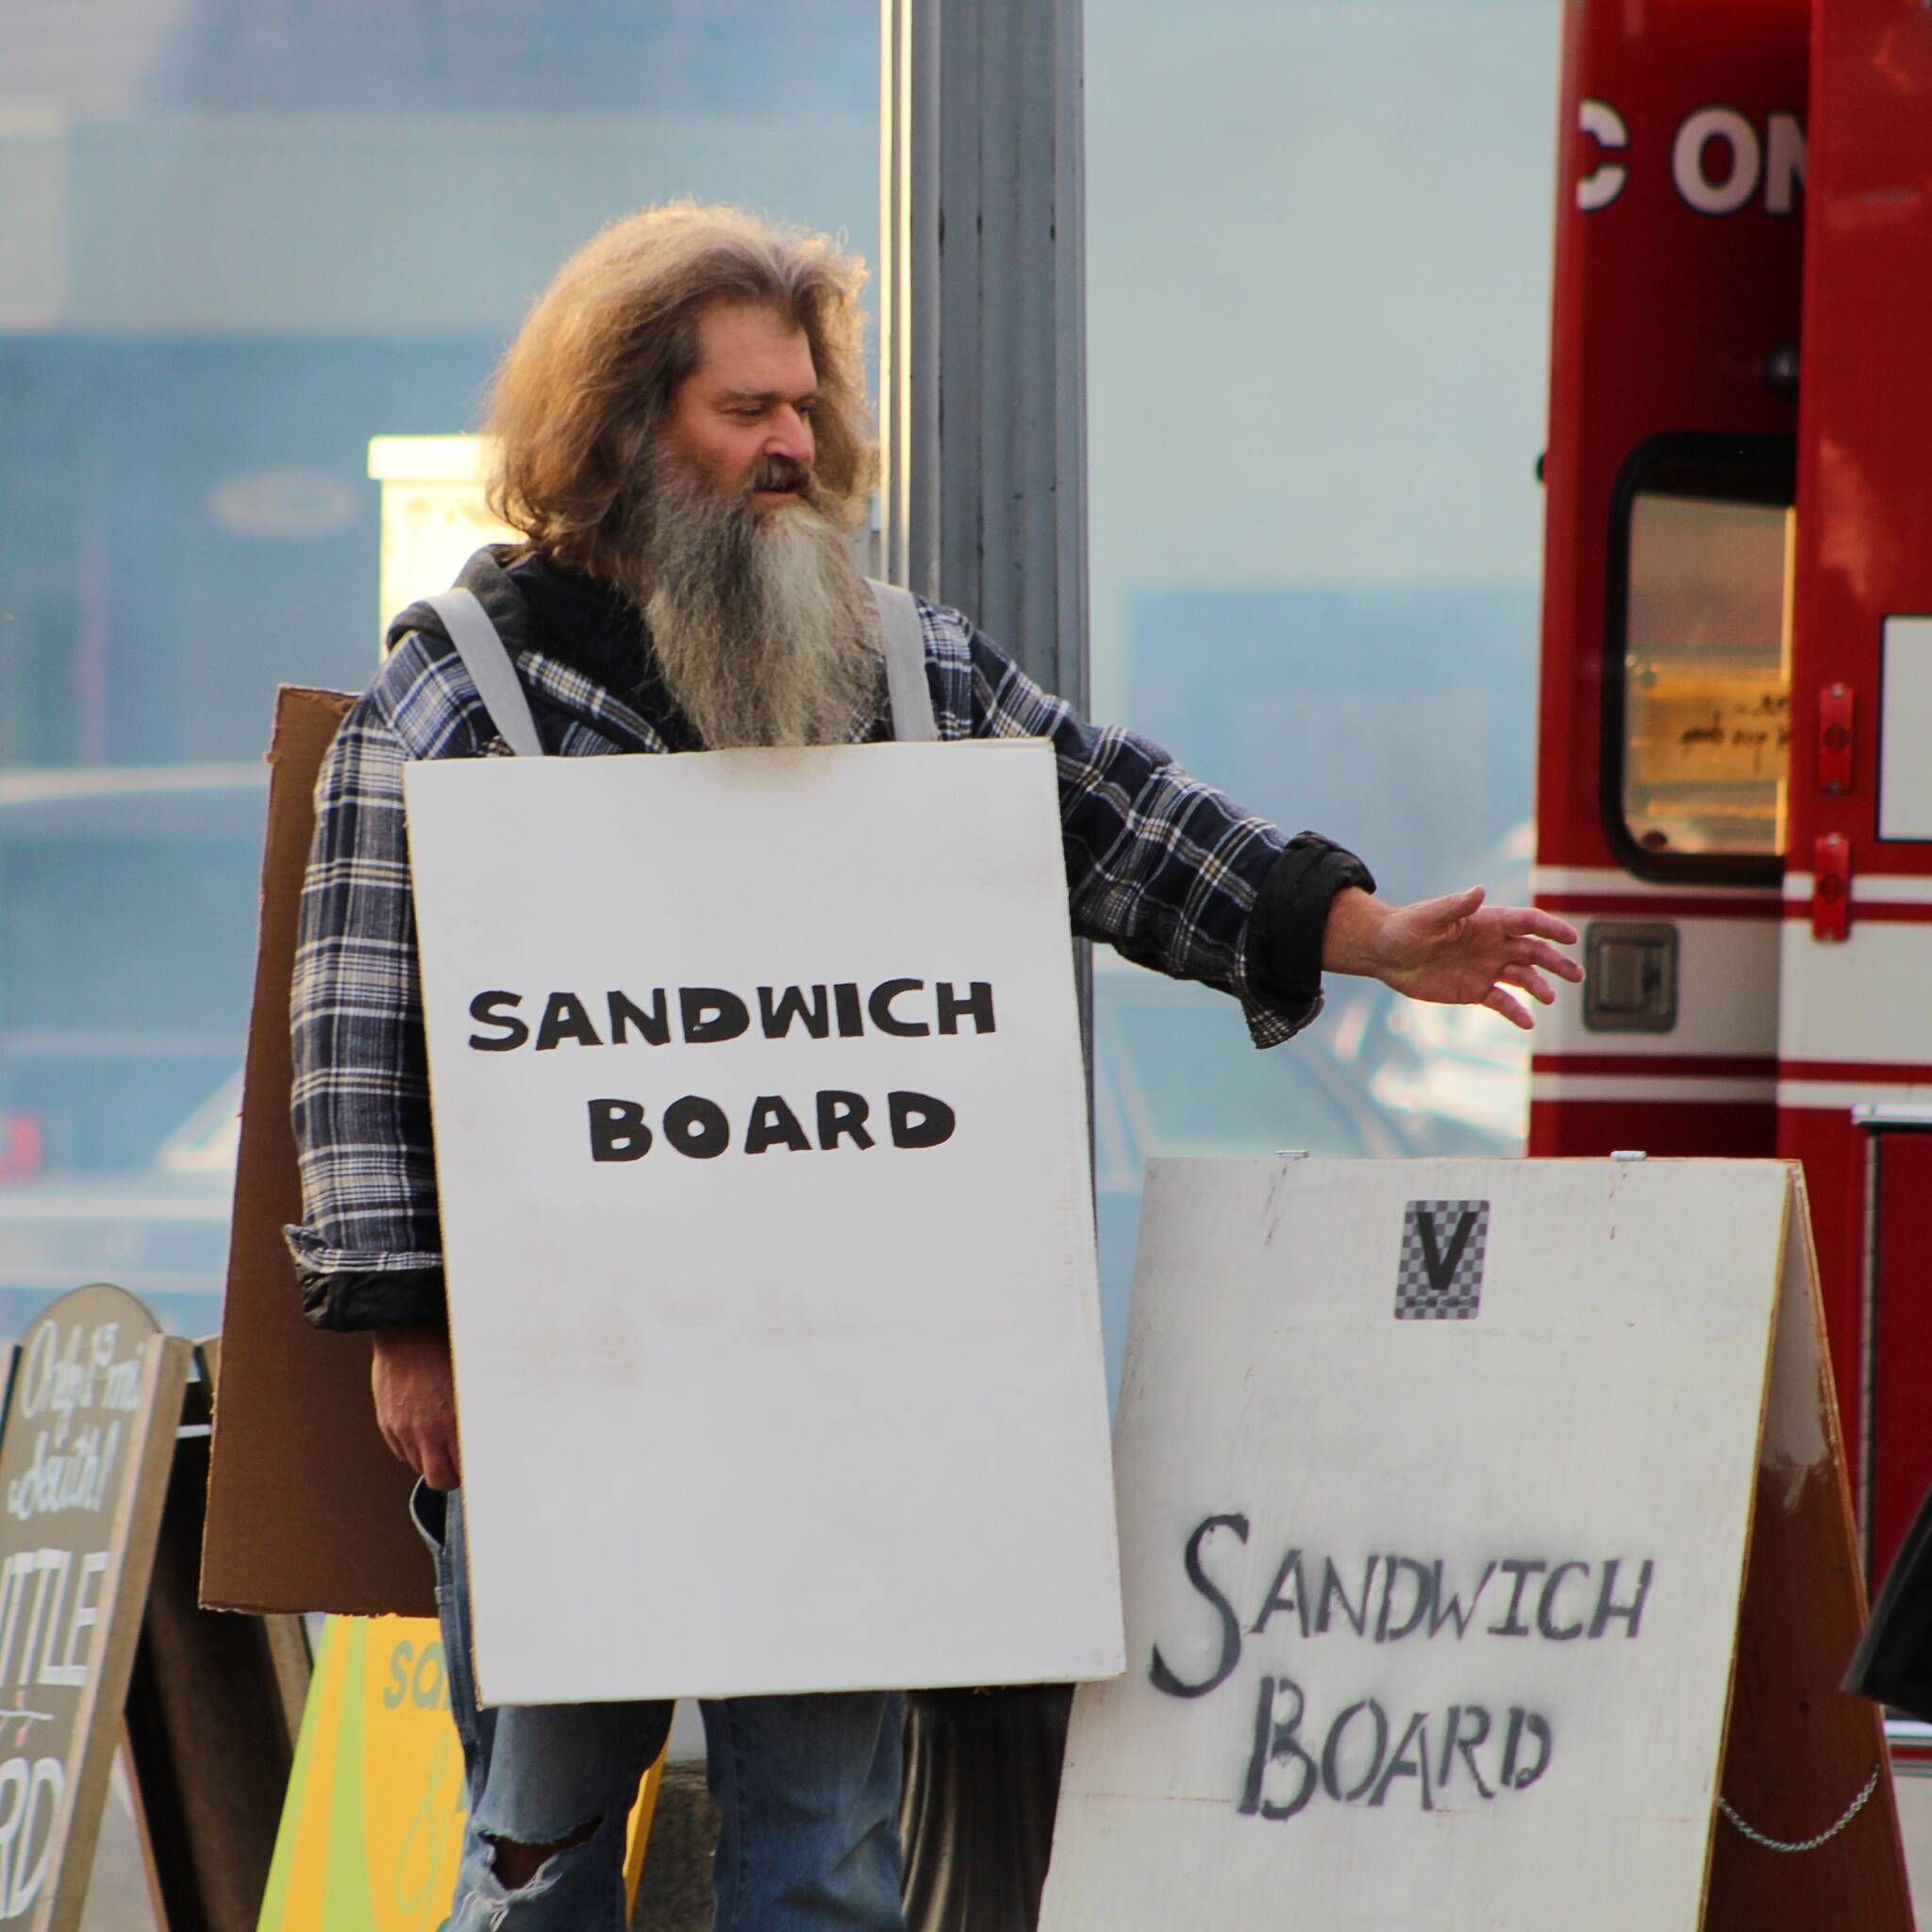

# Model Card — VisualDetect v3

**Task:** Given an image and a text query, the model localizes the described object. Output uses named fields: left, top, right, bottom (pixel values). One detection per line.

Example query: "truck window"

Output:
left=1605, top=441, right=1795, bottom=882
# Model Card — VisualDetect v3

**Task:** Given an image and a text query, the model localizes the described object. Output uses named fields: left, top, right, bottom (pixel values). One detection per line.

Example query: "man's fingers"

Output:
left=421, top=1435, right=461, bottom=1492
left=1507, top=936, right=1584, bottom=981
left=1505, top=908, right=1579, bottom=946
left=1500, top=964, right=1557, bottom=1006
left=1427, top=884, right=1487, bottom=931
left=1484, top=985, right=1534, bottom=1029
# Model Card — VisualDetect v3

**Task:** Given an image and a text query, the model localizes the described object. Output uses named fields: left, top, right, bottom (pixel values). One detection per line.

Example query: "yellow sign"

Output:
left=258, top=1617, right=660, bottom=1930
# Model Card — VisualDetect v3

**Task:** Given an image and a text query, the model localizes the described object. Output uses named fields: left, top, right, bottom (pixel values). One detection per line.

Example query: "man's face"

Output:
left=658, top=299, right=819, bottom=510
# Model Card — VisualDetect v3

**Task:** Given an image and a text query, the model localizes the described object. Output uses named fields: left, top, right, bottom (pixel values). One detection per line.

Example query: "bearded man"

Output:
left=287, top=201, right=1579, bottom=1930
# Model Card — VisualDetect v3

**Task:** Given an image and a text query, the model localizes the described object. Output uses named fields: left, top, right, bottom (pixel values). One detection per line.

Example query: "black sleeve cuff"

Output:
left=299, top=1264, right=448, bottom=1333
left=1246, top=833, right=1377, bottom=1009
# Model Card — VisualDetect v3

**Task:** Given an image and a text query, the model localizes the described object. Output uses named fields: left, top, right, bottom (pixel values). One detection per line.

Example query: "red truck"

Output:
left=1531, top=0, right=1932, bottom=1595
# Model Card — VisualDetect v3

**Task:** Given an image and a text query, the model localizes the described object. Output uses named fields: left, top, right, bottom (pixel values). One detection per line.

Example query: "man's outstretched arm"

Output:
left=958, top=621, right=1579, bottom=1035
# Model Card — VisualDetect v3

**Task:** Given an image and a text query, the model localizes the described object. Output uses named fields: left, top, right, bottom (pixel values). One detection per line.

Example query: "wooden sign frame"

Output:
left=1702, top=1174, right=1909, bottom=1926
left=1040, top=1158, right=1912, bottom=1932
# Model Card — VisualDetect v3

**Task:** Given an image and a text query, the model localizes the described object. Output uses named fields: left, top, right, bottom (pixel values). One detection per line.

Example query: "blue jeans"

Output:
left=413, top=1485, right=907, bottom=1931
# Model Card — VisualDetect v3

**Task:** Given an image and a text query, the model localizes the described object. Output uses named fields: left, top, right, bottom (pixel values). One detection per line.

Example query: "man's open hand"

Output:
left=1321, top=885, right=1582, bottom=1030
left=371, top=1323, right=461, bottom=1491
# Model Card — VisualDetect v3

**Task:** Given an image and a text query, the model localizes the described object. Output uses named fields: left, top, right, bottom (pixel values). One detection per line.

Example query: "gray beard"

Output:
left=615, top=458, right=880, bottom=750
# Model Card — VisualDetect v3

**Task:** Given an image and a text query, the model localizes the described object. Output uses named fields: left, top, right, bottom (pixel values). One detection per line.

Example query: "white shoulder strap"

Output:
left=425, top=588, right=545, bottom=758
left=867, top=580, right=939, bottom=744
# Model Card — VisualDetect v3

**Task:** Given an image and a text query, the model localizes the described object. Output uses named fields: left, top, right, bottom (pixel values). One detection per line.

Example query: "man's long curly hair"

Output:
left=484, top=201, right=874, bottom=578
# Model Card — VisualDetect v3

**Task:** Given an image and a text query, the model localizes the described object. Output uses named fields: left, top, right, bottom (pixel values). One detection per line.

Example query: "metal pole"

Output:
left=882, top=3, right=1091, bottom=1926
left=880, top=0, right=1090, bottom=711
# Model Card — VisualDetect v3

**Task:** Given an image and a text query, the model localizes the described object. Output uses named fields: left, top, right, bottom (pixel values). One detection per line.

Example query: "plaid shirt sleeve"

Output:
left=941, top=611, right=1326, bottom=1047
left=284, top=661, right=455, bottom=1331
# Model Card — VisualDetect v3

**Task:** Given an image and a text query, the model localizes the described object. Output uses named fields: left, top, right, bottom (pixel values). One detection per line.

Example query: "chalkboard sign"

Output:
left=1041, top=1159, right=1910, bottom=1932
left=0, top=1284, right=189, bottom=1930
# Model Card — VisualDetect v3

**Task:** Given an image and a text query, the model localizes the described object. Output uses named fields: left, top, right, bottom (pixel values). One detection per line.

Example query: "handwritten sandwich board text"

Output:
left=1149, top=1517, right=1657, bottom=1821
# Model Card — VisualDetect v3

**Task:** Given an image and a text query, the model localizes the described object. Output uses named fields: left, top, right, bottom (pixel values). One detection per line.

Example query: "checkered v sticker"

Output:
left=1396, top=1200, right=1490, bottom=1320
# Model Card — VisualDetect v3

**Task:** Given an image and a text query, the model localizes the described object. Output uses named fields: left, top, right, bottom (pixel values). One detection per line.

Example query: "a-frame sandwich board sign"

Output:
left=1040, top=1158, right=1912, bottom=1932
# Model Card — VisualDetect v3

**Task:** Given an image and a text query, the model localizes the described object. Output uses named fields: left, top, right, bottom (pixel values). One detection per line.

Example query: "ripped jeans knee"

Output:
left=451, top=1809, right=622, bottom=1929
left=485, top=1816, right=601, bottom=1893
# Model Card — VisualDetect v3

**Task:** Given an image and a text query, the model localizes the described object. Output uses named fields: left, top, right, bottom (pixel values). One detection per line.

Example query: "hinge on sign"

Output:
left=1819, top=683, right=1855, bottom=794
left=1813, top=834, right=1853, bottom=941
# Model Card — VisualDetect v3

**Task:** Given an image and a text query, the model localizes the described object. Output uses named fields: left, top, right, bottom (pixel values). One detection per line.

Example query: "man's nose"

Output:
left=765, top=408, right=814, bottom=467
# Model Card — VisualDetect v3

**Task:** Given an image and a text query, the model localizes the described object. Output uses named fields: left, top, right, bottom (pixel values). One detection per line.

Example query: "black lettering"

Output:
left=536, top=991, right=603, bottom=1051
left=1315, top=1556, right=1378, bottom=1637
left=758, top=984, right=830, bottom=1040
left=1438, top=1706, right=1494, bottom=1800
left=888, top=1091, right=955, bottom=1149
left=1488, top=1559, right=1546, bottom=1636
left=744, top=1095, right=811, bottom=1155
left=816, top=1091, right=874, bottom=1151
left=1149, top=1512, right=1250, bottom=1699
left=1538, top=1560, right=1590, bottom=1641
left=936, top=980, right=996, bottom=1036
left=1368, top=1711, right=1433, bottom=1811
left=468, top=991, right=529, bottom=1051
left=868, top=979, right=930, bottom=1037
left=1416, top=1207, right=1478, bottom=1292
left=1426, top=1560, right=1496, bottom=1639
left=1375, top=1557, right=1433, bottom=1643
left=1589, top=1558, right=1655, bottom=1639
left=833, top=982, right=864, bottom=1037
left=663, top=1095, right=730, bottom=1158
left=1249, top=1549, right=1309, bottom=1639
left=607, top=989, right=670, bottom=1046
left=589, top=1099, right=651, bottom=1161
left=1501, top=1708, right=1553, bottom=1789
left=1321, top=1699, right=1389, bottom=1804
left=1238, top=1675, right=1318, bottom=1822
left=680, top=987, right=750, bottom=1044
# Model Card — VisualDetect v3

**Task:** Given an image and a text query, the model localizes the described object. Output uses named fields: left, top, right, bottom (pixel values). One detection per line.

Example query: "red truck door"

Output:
left=1779, top=0, right=1932, bottom=1588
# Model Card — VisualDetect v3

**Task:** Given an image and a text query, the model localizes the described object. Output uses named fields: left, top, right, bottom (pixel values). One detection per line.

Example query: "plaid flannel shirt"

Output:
left=288, top=548, right=1367, bottom=1330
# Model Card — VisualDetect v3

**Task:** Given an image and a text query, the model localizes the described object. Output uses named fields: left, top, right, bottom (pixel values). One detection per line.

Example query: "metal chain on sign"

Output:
left=1717, top=1763, right=1881, bottom=1854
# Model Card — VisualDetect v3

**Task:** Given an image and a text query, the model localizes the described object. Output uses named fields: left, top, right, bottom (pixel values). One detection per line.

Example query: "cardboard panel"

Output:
left=1041, top=1158, right=1792, bottom=1932
left=201, top=688, right=433, bottom=1619
left=405, top=741, right=1123, bottom=1704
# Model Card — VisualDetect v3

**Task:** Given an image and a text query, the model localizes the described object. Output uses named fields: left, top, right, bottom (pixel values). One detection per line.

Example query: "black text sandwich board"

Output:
left=1040, top=1158, right=1912, bottom=1932
left=404, top=741, right=1123, bottom=1707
